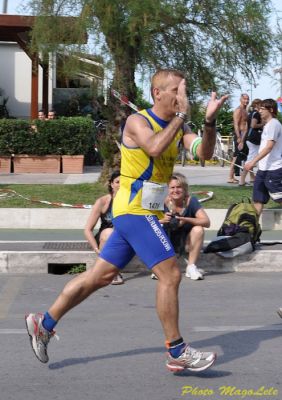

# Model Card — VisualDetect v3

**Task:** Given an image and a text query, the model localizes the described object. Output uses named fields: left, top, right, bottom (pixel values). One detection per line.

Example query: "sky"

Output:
left=4, top=0, right=282, bottom=107
left=232, top=0, right=282, bottom=106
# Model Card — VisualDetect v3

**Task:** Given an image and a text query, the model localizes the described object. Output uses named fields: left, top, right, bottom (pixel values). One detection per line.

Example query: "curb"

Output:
left=0, top=241, right=281, bottom=274
left=0, top=208, right=281, bottom=230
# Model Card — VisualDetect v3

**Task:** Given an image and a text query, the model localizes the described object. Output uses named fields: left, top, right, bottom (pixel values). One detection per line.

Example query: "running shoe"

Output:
left=166, top=344, right=216, bottom=372
left=151, top=273, right=158, bottom=280
left=111, top=273, right=124, bottom=285
left=25, top=313, right=57, bottom=363
left=277, top=308, right=282, bottom=319
left=185, top=264, right=204, bottom=280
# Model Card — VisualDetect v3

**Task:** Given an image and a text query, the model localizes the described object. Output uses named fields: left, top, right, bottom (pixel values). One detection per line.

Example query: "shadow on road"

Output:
left=48, top=324, right=282, bottom=375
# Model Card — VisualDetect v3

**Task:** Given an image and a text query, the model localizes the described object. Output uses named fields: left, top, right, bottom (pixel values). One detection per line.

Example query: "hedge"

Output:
left=0, top=117, right=94, bottom=155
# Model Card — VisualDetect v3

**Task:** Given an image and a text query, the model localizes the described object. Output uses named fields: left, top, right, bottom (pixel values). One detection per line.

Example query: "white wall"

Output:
left=0, top=42, right=43, bottom=118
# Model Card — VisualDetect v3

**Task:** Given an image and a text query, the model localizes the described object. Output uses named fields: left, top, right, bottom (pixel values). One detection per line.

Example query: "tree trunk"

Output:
left=99, top=53, right=137, bottom=184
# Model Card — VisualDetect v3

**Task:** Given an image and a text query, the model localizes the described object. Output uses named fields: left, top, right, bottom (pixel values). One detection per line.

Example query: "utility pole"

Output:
left=274, top=50, right=282, bottom=98
left=2, top=0, right=8, bottom=13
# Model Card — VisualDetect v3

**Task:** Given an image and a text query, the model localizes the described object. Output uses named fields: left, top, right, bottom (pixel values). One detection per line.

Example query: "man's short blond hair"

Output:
left=150, top=69, right=185, bottom=100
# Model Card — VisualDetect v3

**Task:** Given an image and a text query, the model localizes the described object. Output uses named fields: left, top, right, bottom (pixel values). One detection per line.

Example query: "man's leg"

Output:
left=239, top=168, right=248, bottom=185
left=152, top=256, right=216, bottom=372
left=25, top=259, right=120, bottom=363
left=253, top=202, right=264, bottom=216
left=228, top=157, right=236, bottom=181
left=228, top=138, right=239, bottom=182
left=152, top=257, right=182, bottom=342
left=48, top=259, right=119, bottom=321
left=99, top=229, right=124, bottom=285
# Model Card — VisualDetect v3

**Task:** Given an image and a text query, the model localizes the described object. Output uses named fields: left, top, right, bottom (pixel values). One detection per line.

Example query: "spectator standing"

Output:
left=244, top=98, right=282, bottom=215
left=244, top=98, right=282, bottom=319
left=228, top=93, right=249, bottom=183
left=239, top=99, right=263, bottom=186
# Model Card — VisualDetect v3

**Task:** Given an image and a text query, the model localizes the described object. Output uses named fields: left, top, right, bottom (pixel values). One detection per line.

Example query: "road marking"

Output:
left=192, top=325, right=282, bottom=332
left=0, top=325, right=282, bottom=335
left=0, top=277, right=25, bottom=319
left=0, top=329, right=26, bottom=334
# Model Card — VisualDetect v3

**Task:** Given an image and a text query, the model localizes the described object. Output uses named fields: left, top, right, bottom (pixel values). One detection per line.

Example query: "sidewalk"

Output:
left=0, top=164, right=237, bottom=186
left=0, top=164, right=281, bottom=274
left=0, top=165, right=102, bottom=185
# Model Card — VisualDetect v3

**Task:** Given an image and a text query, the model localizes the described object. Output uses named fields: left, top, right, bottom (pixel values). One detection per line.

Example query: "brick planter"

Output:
left=13, top=155, right=61, bottom=173
left=0, top=156, right=12, bottom=173
left=62, top=155, right=84, bottom=174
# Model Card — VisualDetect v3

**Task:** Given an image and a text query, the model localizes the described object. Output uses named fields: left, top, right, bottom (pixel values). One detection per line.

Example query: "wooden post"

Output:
left=42, top=63, right=49, bottom=115
left=31, top=55, right=39, bottom=120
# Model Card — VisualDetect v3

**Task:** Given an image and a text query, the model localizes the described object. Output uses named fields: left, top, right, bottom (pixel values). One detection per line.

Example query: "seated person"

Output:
left=159, top=173, right=210, bottom=281
left=84, top=171, right=124, bottom=285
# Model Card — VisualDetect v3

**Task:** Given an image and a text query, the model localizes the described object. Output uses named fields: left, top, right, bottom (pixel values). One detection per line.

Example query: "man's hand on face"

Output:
left=176, top=79, right=189, bottom=114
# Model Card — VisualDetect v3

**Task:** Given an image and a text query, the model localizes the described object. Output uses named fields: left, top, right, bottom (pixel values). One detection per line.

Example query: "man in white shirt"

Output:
left=245, top=99, right=282, bottom=320
left=244, top=98, right=282, bottom=216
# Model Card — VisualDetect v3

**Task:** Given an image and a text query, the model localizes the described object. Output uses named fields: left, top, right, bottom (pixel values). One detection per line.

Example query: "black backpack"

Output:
left=204, top=198, right=261, bottom=255
left=217, top=198, right=261, bottom=244
left=246, top=111, right=262, bottom=145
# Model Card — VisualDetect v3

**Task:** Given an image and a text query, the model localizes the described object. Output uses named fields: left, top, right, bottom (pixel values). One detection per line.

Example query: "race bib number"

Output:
left=141, top=181, right=168, bottom=211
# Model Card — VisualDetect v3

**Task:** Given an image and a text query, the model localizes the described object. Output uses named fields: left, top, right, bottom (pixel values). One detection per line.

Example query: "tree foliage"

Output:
left=27, top=0, right=273, bottom=99
left=26, top=0, right=274, bottom=179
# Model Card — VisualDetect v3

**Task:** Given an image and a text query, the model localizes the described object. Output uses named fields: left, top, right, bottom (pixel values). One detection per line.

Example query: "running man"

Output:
left=25, top=69, right=228, bottom=372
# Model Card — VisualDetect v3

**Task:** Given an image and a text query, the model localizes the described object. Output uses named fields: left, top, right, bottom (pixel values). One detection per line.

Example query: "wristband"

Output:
left=204, top=119, right=216, bottom=127
left=175, top=112, right=188, bottom=121
left=190, top=137, right=202, bottom=160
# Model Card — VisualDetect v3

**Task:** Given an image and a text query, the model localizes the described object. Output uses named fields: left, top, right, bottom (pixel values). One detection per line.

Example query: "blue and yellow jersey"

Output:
left=112, top=108, right=183, bottom=218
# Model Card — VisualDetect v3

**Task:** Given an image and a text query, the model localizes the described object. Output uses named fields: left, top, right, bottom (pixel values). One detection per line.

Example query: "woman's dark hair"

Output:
left=108, top=170, right=120, bottom=193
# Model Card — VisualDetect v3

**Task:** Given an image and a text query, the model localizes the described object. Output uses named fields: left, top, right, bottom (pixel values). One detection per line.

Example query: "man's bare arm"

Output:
left=123, top=79, right=188, bottom=156
left=123, top=114, right=185, bottom=157
left=244, top=140, right=275, bottom=171
left=183, top=92, right=229, bottom=160
left=233, top=108, right=241, bottom=141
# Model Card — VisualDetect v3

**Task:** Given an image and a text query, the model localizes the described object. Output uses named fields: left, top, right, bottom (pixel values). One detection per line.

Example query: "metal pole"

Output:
left=280, top=51, right=282, bottom=98
left=2, top=0, right=8, bottom=13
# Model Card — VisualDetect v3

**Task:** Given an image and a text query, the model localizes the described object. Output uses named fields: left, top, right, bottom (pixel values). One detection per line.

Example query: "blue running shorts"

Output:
left=253, top=168, right=282, bottom=204
left=99, top=214, right=175, bottom=270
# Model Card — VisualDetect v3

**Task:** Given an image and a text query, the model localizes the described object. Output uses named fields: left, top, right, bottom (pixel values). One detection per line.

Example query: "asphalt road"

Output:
left=1, top=271, right=282, bottom=400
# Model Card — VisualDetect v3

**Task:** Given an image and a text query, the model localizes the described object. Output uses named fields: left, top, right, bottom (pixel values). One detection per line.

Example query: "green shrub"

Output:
left=0, top=117, right=94, bottom=155
left=56, top=117, right=94, bottom=155
left=68, top=264, right=87, bottom=274
left=0, top=119, right=31, bottom=155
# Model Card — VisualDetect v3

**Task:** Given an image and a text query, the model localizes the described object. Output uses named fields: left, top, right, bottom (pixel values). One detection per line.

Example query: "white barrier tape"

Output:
left=0, top=188, right=213, bottom=208
left=216, top=155, right=246, bottom=171
left=0, top=189, right=92, bottom=209
left=111, top=89, right=140, bottom=112
left=191, top=191, right=214, bottom=203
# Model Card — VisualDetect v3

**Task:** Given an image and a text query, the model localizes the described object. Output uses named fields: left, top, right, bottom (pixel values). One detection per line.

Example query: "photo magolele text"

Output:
left=181, top=385, right=278, bottom=398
